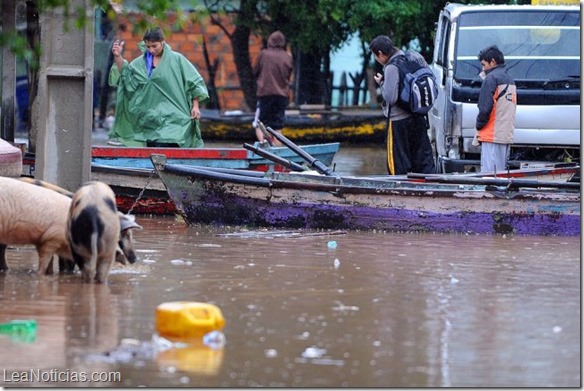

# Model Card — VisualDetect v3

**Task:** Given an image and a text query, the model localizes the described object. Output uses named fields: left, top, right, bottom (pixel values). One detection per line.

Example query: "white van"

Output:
left=428, top=3, right=580, bottom=172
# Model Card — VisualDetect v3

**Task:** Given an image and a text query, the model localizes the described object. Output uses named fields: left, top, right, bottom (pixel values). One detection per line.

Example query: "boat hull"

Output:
left=22, top=142, right=340, bottom=215
left=152, top=157, right=580, bottom=236
left=200, top=111, right=387, bottom=143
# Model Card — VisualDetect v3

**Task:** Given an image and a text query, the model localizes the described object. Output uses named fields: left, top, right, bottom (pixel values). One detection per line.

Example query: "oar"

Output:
left=258, top=126, right=275, bottom=147
left=407, top=173, right=581, bottom=190
left=253, top=109, right=274, bottom=146
left=258, top=121, right=340, bottom=178
left=243, top=143, right=307, bottom=172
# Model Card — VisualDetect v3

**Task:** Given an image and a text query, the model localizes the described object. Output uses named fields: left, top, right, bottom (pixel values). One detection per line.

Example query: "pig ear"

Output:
left=119, top=213, right=143, bottom=230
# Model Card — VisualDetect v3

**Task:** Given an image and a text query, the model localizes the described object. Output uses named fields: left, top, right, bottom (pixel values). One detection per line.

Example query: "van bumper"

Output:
left=439, top=157, right=481, bottom=173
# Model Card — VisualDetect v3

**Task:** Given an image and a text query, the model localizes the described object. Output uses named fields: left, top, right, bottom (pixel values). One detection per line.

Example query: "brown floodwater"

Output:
left=0, top=215, right=579, bottom=387
left=0, top=143, right=580, bottom=387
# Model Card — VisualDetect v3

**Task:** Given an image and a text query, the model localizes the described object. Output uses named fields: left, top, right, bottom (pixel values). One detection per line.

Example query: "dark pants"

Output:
left=386, top=115, right=436, bottom=175
left=147, top=141, right=180, bottom=148
left=257, top=95, right=288, bottom=130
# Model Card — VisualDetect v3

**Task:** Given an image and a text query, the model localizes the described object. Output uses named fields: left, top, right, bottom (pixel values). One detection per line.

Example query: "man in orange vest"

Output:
left=475, top=45, right=517, bottom=173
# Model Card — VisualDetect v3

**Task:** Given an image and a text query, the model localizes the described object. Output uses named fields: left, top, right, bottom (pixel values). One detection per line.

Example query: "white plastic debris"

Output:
left=264, top=349, right=278, bottom=358
left=301, top=346, right=327, bottom=359
left=202, top=330, right=226, bottom=350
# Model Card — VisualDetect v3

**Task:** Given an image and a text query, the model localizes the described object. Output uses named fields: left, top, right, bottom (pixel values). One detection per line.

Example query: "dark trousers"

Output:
left=386, top=115, right=436, bottom=175
left=257, top=95, right=288, bottom=130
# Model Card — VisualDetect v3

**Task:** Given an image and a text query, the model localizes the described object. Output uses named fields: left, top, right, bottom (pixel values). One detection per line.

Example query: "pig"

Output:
left=0, top=177, right=142, bottom=274
left=18, top=177, right=74, bottom=197
left=67, top=211, right=141, bottom=272
left=0, top=176, right=72, bottom=274
left=117, top=213, right=142, bottom=264
left=67, top=181, right=134, bottom=284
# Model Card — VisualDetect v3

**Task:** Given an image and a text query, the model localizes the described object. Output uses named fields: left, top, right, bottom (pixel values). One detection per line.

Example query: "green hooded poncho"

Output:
left=108, top=42, right=209, bottom=147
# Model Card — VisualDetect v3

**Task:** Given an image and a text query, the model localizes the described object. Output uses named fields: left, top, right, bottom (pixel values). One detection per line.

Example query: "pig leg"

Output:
left=46, top=256, right=56, bottom=275
left=95, top=255, right=115, bottom=284
left=75, top=253, right=95, bottom=283
left=58, top=257, right=77, bottom=274
left=75, top=251, right=94, bottom=283
left=0, top=244, right=8, bottom=272
left=36, top=249, right=54, bottom=275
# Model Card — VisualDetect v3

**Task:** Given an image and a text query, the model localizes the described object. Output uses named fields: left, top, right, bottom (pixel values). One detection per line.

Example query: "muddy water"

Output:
left=0, top=215, right=579, bottom=387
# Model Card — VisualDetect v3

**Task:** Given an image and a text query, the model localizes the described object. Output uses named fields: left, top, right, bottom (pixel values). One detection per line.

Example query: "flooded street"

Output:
left=0, top=216, right=579, bottom=387
left=0, top=143, right=580, bottom=387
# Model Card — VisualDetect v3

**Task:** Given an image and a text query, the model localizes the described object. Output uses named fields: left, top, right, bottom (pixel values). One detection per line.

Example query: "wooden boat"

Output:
left=151, top=154, right=580, bottom=236
left=90, top=142, right=340, bottom=171
left=20, top=142, right=339, bottom=215
left=87, top=164, right=175, bottom=215
left=200, top=109, right=386, bottom=143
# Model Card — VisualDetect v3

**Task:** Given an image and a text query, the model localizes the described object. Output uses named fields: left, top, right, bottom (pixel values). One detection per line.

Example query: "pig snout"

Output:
left=117, top=213, right=142, bottom=264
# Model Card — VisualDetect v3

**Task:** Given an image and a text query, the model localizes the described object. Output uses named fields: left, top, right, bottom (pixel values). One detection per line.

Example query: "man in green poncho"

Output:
left=108, top=27, right=209, bottom=148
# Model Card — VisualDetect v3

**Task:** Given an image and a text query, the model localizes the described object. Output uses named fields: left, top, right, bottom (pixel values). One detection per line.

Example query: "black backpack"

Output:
left=389, top=51, right=438, bottom=115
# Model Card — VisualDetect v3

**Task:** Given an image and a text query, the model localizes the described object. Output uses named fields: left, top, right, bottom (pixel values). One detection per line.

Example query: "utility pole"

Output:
left=1, top=0, right=17, bottom=143
left=34, top=0, right=94, bottom=190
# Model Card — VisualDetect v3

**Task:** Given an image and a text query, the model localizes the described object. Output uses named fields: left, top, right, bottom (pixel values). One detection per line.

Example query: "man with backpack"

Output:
left=370, top=35, right=436, bottom=175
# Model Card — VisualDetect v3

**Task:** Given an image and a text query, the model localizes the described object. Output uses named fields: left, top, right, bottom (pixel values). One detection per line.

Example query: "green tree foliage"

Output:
left=1, top=0, right=533, bottom=109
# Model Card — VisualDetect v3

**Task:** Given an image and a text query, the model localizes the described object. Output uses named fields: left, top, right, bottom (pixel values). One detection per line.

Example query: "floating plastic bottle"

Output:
left=155, top=302, right=225, bottom=341
left=0, top=319, right=37, bottom=343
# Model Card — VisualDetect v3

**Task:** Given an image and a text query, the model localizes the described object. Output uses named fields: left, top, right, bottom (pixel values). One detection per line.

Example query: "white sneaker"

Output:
left=107, top=139, right=123, bottom=146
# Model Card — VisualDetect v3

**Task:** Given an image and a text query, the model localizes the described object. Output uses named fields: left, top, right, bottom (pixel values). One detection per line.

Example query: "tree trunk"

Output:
left=296, top=48, right=324, bottom=105
left=201, top=35, right=220, bottom=110
left=26, top=0, right=40, bottom=153
left=231, top=23, right=256, bottom=111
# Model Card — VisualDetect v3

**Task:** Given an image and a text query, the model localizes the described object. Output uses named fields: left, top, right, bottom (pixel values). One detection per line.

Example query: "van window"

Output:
left=436, top=16, right=451, bottom=67
left=453, top=10, right=580, bottom=85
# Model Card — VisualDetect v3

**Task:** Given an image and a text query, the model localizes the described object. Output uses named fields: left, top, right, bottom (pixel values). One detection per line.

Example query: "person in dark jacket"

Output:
left=369, top=35, right=435, bottom=175
left=475, top=45, right=517, bottom=172
left=253, top=31, right=293, bottom=146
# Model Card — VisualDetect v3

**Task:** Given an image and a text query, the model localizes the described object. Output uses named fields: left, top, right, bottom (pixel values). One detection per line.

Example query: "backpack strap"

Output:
left=496, top=84, right=509, bottom=101
left=387, top=54, right=409, bottom=111
left=388, top=53, right=407, bottom=68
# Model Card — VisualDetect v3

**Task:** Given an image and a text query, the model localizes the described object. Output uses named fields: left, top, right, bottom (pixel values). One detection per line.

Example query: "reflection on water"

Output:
left=331, top=144, right=387, bottom=176
left=0, top=216, right=579, bottom=387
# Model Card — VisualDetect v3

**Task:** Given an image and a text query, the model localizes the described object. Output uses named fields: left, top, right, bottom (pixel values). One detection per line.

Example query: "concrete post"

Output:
left=1, top=0, right=17, bottom=142
left=35, top=1, right=94, bottom=191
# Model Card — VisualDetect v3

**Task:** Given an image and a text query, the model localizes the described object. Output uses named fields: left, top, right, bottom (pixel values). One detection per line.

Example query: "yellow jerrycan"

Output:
left=155, top=301, right=225, bottom=341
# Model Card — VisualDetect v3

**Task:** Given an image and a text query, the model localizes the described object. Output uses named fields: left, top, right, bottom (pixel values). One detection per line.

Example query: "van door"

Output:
left=428, top=11, right=452, bottom=172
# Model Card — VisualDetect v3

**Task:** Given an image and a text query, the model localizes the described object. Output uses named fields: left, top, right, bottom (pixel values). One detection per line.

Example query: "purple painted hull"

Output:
left=152, top=155, right=581, bottom=236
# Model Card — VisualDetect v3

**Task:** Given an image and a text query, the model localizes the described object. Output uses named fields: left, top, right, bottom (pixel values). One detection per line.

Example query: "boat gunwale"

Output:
left=159, top=162, right=581, bottom=200
left=91, top=142, right=340, bottom=161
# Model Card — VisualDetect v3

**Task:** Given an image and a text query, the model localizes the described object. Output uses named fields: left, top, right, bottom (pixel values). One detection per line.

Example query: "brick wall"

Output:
left=114, top=13, right=264, bottom=111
